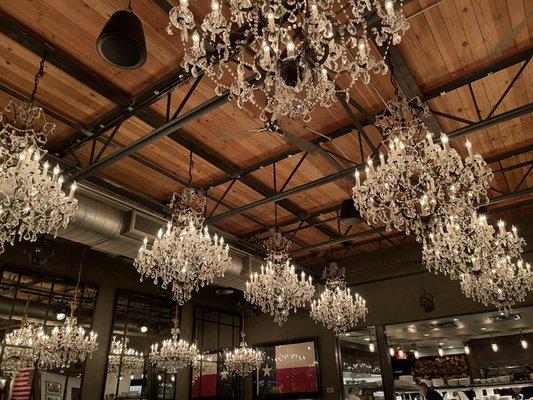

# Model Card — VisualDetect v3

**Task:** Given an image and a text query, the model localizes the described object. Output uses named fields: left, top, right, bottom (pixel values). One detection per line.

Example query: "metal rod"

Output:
left=487, top=58, right=529, bottom=119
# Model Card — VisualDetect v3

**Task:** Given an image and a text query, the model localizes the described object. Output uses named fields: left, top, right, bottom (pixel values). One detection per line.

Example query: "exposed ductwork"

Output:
left=56, top=190, right=249, bottom=290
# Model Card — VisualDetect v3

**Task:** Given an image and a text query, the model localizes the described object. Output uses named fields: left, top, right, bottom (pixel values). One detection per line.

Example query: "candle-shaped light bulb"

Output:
left=157, top=228, right=163, bottom=238
left=52, top=165, right=60, bottom=182
left=426, top=132, right=433, bottom=146
left=57, top=176, right=64, bottom=189
left=379, top=152, right=385, bottom=166
left=497, top=220, right=505, bottom=233
left=440, top=133, right=449, bottom=152
left=465, top=139, right=473, bottom=158
left=192, top=31, right=200, bottom=48
left=211, top=0, right=219, bottom=11
left=42, top=161, right=49, bottom=177
left=385, top=0, right=394, bottom=15
left=286, top=40, right=295, bottom=57
left=355, top=169, right=361, bottom=187
left=267, top=12, right=274, bottom=28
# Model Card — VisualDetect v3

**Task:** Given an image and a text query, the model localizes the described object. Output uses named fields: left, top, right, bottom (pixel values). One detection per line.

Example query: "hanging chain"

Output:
left=386, top=52, right=400, bottom=98
left=30, top=54, right=47, bottom=104
left=21, top=291, right=32, bottom=322
left=128, top=0, right=133, bottom=10
left=71, top=247, right=86, bottom=316
left=187, top=148, right=194, bottom=186
left=173, top=302, right=180, bottom=330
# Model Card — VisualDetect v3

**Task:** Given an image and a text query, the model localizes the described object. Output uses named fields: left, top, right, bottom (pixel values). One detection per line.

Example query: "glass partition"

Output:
left=339, top=327, right=385, bottom=400
left=191, top=307, right=241, bottom=399
left=103, top=291, right=176, bottom=400
left=0, top=266, right=98, bottom=400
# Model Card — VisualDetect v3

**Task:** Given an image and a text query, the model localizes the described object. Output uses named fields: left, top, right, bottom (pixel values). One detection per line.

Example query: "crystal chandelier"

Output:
left=423, top=212, right=532, bottom=312
left=310, top=262, right=367, bottom=334
left=167, top=0, right=409, bottom=123
left=0, top=56, right=78, bottom=254
left=149, top=311, right=199, bottom=373
left=1, top=319, right=43, bottom=375
left=352, top=95, right=492, bottom=240
left=245, top=231, right=315, bottom=325
left=135, top=188, right=231, bottom=304
left=224, top=332, right=263, bottom=377
left=107, top=336, right=145, bottom=375
left=37, top=251, right=98, bottom=370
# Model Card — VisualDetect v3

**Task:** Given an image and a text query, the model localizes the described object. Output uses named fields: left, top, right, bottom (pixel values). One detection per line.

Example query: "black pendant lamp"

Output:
left=97, top=2, right=146, bottom=69
left=339, top=199, right=362, bottom=226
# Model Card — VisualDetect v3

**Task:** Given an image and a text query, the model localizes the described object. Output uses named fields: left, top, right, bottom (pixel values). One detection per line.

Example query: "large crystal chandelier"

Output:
left=135, top=189, right=231, bottom=304
left=167, top=0, right=409, bottom=122
left=423, top=212, right=532, bottom=313
left=107, top=336, right=145, bottom=375
left=1, top=318, right=43, bottom=375
left=310, top=262, right=367, bottom=334
left=245, top=231, right=315, bottom=325
left=224, top=331, right=263, bottom=377
left=0, top=57, right=78, bottom=254
left=352, top=96, right=493, bottom=240
left=37, top=251, right=98, bottom=371
left=149, top=310, right=199, bottom=373
left=135, top=151, right=231, bottom=304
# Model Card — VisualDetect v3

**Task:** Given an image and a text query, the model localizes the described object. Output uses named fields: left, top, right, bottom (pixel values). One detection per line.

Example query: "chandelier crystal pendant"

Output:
left=224, top=331, right=263, bottom=377
left=149, top=308, right=199, bottom=373
left=167, top=0, right=409, bottom=123
left=107, top=336, right=145, bottom=376
left=352, top=95, right=493, bottom=241
left=37, top=251, right=98, bottom=371
left=0, top=56, right=78, bottom=254
left=310, top=262, right=367, bottom=334
left=245, top=232, right=315, bottom=325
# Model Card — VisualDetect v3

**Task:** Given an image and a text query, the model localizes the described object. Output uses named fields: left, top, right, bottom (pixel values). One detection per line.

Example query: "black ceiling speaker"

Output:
left=339, top=198, right=363, bottom=225
left=97, top=9, right=146, bottom=69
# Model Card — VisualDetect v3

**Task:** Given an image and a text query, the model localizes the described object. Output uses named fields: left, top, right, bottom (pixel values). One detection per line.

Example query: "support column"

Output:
left=81, top=284, right=115, bottom=400
left=375, top=325, right=395, bottom=400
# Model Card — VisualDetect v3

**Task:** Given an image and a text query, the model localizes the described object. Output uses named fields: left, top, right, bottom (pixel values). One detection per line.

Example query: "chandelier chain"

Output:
left=187, top=148, right=194, bottom=186
left=30, top=54, right=47, bottom=104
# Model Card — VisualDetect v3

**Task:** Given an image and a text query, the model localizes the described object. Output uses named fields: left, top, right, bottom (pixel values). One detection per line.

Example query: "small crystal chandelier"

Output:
left=310, top=262, right=367, bottom=334
left=352, top=95, right=492, bottom=241
left=245, top=231, right=315, bottom=325
left=149, top=308, right=199, bottom=373
left=0, top=56, right=78, bottom=254
left=167, top=0, right=409, bottom=123
left=37, top=251, right=98, bottom=370
left=135, top=152, right=231, bottom=304
left=224, top=331, right=263, bottom=377
left=0, top=296, right=43, bottom=375
left=107, top=336, right=145, bottom=375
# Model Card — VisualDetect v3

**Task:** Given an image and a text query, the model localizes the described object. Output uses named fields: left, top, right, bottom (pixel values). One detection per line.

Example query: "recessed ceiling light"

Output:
left=424, top=333, right=430, bottom=337
left=364, top=337, right=371, bottom=341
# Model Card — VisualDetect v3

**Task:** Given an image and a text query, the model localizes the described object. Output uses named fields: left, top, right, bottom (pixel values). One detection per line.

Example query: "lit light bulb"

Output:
left=491, top=337, right=499, bottom=353
left=464, top=345, right=470, bottom=355
left=56, top=312, right=66, bottom=321
left=438, top=345, right=444, bottom=357
left=140, top=325, right=148, bottom=333
left=389, top=347, right=395, bottom=357
left=414, top=350, right=420, bottom=359
left=369, top=343, right=375, bottom=352
left=520, top=332, right=528, bottom=349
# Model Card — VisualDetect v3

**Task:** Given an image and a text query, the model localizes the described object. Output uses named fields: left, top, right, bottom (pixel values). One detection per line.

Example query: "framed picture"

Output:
left=253, top=337, right=322, bottom=399
left=45, top=396, right=62, bottom=400
left=46, top=381, right=62, bottom=394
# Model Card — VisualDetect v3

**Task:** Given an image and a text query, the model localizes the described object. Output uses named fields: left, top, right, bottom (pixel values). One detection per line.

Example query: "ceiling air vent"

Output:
left=122, top=210, right=165, bottom=241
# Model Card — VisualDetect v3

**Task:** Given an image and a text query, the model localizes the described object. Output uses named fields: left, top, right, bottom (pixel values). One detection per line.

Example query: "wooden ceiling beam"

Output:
left=206, top=101, right=533, bottom=224
left=199, top=49, right=532, bottom=191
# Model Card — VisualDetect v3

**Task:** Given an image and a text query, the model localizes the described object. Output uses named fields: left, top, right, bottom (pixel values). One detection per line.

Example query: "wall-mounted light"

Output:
left=520, top=330, right=528, bottom=349
left=491, top=335, right=499, bottom=352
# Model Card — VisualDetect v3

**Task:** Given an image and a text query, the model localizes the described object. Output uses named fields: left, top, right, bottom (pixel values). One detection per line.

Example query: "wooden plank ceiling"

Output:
left=0, top=0, right=531, bottom=275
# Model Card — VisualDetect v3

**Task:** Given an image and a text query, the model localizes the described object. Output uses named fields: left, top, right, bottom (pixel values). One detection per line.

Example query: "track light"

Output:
left=520, top=331, right=528, bottom=349
left=463, top=338, right=470, bottom=355
left=491, top=335, right=499, bottom=352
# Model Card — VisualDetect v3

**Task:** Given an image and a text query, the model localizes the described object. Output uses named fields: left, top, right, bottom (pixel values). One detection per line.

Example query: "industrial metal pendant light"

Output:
left=97, top=1, right=146, bottom=69
left=340, top=199, right=363, bottom=226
